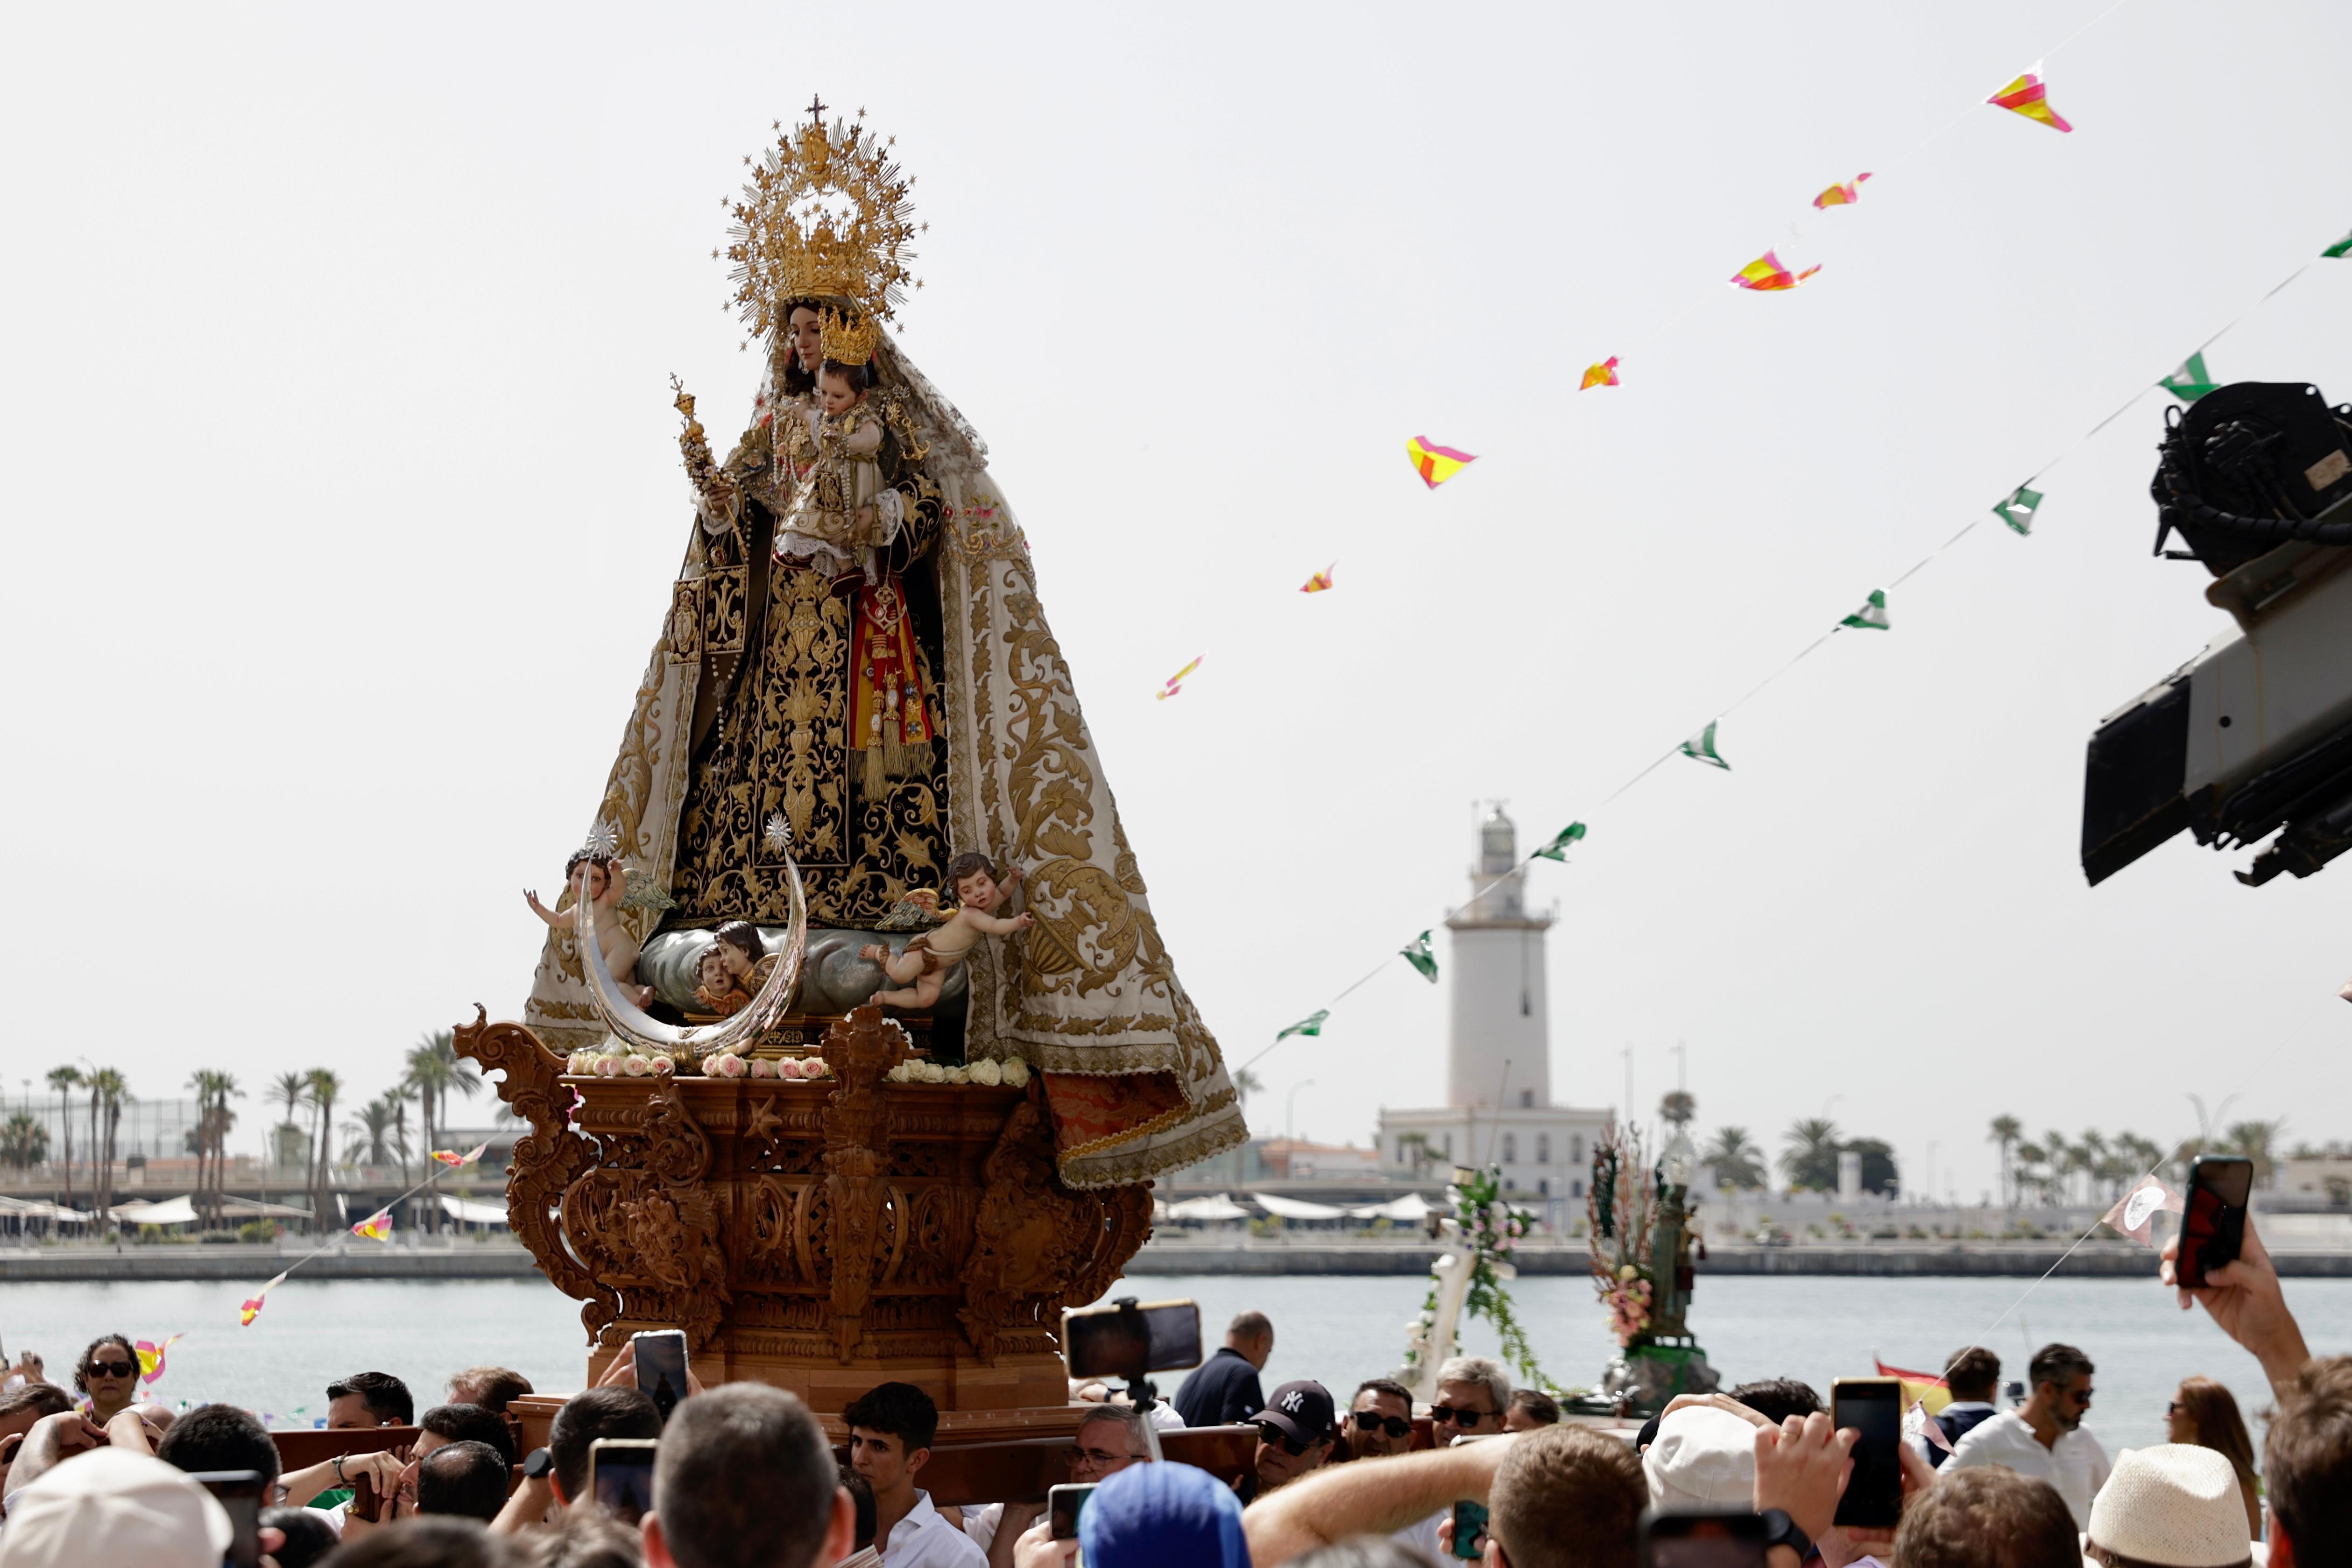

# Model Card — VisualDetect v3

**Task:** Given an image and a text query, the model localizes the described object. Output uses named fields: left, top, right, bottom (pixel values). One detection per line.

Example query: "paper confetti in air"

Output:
left=1400, top=932, right=1438, bottom=984
left=1840, top=589, right=1890, bottom=631
left=1300, top=565, right=1335, bottom=593
left=1812, top=173, right=1872, bottom=209
left=1579, top=357, right=1621, bottom=391
left=1156, top=656, right=1203, bottom=701
left=1533, top=822, right=1587, bottom=862
left=1406, top=436, right=1477, bottom=489
left=351, top=1208, right=394, bottom=1243
left=1730, top=249, right=1822, bottom=292
left=135, top=1335, right=184, bottom=1385
left=1993, top=484, right=2045, bottom=536
left=239, top=1271, right=290, bottom=1327
left=432, top=1142, right=490, bottom=1168
left=1986, top=66, right=2072, bottom=132
left=2100, top=1174, right=2185, bottom=1248
left=1681, top=720, right=1731, bottom=770
left=1277, top=1010, right=1330, bottom=1041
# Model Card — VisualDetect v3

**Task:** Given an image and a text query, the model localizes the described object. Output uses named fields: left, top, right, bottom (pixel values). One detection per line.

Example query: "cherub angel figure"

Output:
left=525, top=850, right=652, bottom=1009
left=859, top=854, right=1032, bottom=1010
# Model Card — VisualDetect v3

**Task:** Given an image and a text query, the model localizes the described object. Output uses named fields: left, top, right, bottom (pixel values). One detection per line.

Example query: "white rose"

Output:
left=623, top=1055, right=651, bottom=1077
left=1002, top=1060, right=1031, bottom=1088
left=885, top=1063, right=908, bottom=1082
left=919, top=1061, right=947, bottom=1083
left=968, top=1059, right=1003, bottom=1087
left=944, top=1066, right=970, bottom=1085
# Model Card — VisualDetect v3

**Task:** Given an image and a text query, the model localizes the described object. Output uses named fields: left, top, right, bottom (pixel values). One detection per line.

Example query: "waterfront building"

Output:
left=1377, top=806, right=1612, bottom=1231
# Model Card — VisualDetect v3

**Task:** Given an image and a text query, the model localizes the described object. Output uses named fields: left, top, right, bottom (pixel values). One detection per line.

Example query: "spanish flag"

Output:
left=1875, top=1356, right=1953, bottom=1415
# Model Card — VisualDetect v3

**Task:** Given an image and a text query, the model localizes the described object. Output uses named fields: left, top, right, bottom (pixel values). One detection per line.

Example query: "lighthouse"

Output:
left=1378, top=806, right=1612, bottom=1228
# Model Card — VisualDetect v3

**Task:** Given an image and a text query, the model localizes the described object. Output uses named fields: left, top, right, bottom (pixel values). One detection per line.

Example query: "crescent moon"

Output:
left=577, top=859, right=807, bottom=1056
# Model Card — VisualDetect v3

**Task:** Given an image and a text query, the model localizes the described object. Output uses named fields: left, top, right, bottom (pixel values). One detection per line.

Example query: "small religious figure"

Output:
left=690, top=944, right=749, bottom=1018
left=859, top=854, right=1032, bottom=1011
left=705, top=920, right=776, bottom=1008
left=524, top=852, right=652, bottom=1009
left=775, top=311, right=899, bottom=593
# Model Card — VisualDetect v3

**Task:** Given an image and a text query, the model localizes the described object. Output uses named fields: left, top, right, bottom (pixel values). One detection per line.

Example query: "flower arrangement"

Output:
left=1398, top=1165, right=1553, bottom=1391
left=1587, top=1123, right=1660, bottom=1348
left=884, top=1057, right=1031, bottom=1087
left=565, top=1047, right=676, bottom=1077
left=1602, top=1265, right=1653, bottom=1346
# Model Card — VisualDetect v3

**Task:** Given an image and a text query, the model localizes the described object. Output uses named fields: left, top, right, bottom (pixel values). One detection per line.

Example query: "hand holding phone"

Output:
left=590, top=1437, right=660, bottom=1525
left=1448, top=1500, right=1490, bottom=1560
left=1048, top=1483, right=1097, bottom=1540
left=1830, top=1379, right=1902, bottom=1530
left=2176, top=1156, right=2253, bottom=1291
left=631, top=1329, right=692, bottom=1425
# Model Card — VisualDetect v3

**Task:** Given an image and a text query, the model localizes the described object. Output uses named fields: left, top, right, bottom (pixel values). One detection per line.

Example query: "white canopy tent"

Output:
left=1249, top=1192, right=1350, bottom=1222
left=1164, top=1194, right=1252, bottom=1222
left=1347, top=1192, right=1437, bottom=1222
left=439, top=1195, right=509, bottom=1226
left=220, top=1196, right=313, bottom=1220
left=109, top=1196, right=201, bottom=1225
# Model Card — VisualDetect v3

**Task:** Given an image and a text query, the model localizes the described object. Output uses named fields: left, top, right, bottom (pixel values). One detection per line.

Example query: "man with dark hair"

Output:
left=329, top=1371, right=416, bottom=1428
left=1504, top=1389, right=1560, bottom=1432
left=1893, top=1466, right=2080, bottom=1568
left=643, top=1383, right=851, bottom=1568
left=1728, top=1379, right=1822, bottom=1426
left=1948, top=1342, right=2108, bottom=1527
left=260, top=1505, right=341, bottom=1568
left=418, top=1403, right=519, bottom=1466
left=842, top=1381, right=982, bottom=1568
left=447, top=1367, right=534, bottom=1415
left=155, top=1403, right=282, bottom=1488
left=1173, top=1311, right=1274, bottom=1427
left=1347, top=1378, right=1416, bottom=1458
left=2264, top=1355, right=2352, bottom=1565
left=417, top=1439, right=511, bottom=1524
left=323, top=1516, right=516, bottom=1568
left=1922, top=1347, right=2001, bottom=1469
left=546, top=1385, right=664, bottom=1510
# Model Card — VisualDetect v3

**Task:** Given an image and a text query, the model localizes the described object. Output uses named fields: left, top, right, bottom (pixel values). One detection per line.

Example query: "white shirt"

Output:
left=1945, top=1410, right=2111, bottom=1527
left=1908, top=1399, right=1995, bottom=1461
left=961, top=1502, right=1004, bottom=1554
left=881, top=1490, right=987, bottom=1568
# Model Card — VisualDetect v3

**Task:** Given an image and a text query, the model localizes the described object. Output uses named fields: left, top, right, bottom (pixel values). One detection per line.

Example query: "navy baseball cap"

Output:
left=1256, top=1379, right=1336, bottom=1444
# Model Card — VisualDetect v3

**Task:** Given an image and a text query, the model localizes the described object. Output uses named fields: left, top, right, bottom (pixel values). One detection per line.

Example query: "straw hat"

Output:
left=2085, top=1445, right=2253, bottom=1567
left=0, top=1447, right=232, bottom=1568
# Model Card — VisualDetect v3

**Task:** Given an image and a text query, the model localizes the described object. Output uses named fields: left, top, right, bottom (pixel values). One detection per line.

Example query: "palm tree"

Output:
left=0, top=1113, right=48, bottom=1171
left=406, top=1031, right=479, bottom=1234
left=186, top=1071, right=242, bottom=1229
left=85, top=1068, right=130, bottom=1224
left=44, top=1067, right=80, bottom=1210
left=1780, top=1118, right=1843, bottom=1193
left=344, top=1096, right=403, bottom=1170
left=1660, top=1091, right=1696, bottom=1126
left=2222, top=1119, right=2288, bottom=1189
left=386, top=1088, right=415, bottom=1184
left=1232, top=1067, right=1264, bottom=1126
left=1702, top=1127, right=1766, bottom=1191
left=268, top=1070, right=311, bottom=1178
left=305, top=1069, right=345, bottom=1231
left=1987, top=1115, right=2022, bottom=1207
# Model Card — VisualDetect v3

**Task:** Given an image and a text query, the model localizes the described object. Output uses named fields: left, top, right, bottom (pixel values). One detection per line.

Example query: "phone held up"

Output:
left=1639, top=1507, right=1769, bottom=1568
left=1049, top=1482, right=1098, bottom=1540
left=1449, top=1499, right=1490, bottom=1561
left=632, top=1328, right=692, bottom=1425
left=1060, top=1299, right=1202, bottom=1384
left=1830, top=1376, right=1904, bottom=1530
left=590, top=1437, right=661, bottom=1525
left=2177, top=1155, right=2254, bottom=1291
left=190, top=1469, right=267, bottom=1568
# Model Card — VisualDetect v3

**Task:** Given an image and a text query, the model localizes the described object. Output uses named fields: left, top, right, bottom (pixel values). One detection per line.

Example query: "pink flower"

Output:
left=650, top=1056, right=674, bottom=1075
left=622, top=1055, right=651, bottom=1077
left=805, top=1058, right=831, bottom=1078
left=749, top=1057, right=776, bottom=1078
left=709, top=1052, right=746, bottom=1079
left=777, top=1058, right=805, bottom=1080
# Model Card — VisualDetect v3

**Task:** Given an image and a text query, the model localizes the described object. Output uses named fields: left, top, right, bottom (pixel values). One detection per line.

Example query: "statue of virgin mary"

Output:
left=520, top=106, right=1245, bottom=1190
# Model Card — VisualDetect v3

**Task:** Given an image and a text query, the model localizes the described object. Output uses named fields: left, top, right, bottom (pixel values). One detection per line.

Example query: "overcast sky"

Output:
left=4, top=1, right=2348, bottom=1201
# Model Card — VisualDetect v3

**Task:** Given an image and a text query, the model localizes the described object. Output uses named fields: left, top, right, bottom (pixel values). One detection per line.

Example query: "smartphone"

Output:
left=589, top=1437, right=661, bottom=1525
left=1831, top=1377, right=1903, bottom=1530
left=2178, top=1155, right=2254, bottom=1291
left=1640, top=1508, right=1769, bottom=1568
left=1450, top=1499, right=1490, bottom=1560
left=1062, top=1299, right=1202, bottom=1381
left=632, top=1328, right=691, bottom=1424
left=1049, top=1482, right=1098, bottom=1540
left=190, top=1469, right=266, bottom=1568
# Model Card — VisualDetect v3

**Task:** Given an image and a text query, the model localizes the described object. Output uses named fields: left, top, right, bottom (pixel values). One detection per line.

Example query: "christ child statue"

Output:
left=524, top=852, right=652, bottom=1009
left=776, top=344, right=897, bottom=590
left=691, top=945, right=748, bottom=1018
left=859, top=854, right=1033, bottom=1010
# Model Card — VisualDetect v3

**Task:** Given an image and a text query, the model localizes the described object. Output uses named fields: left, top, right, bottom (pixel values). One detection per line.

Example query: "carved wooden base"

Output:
left=458, top=1005, right=1152, bottom=1416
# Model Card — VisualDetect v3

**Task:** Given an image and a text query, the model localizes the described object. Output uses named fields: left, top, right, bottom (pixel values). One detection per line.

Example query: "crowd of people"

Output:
left=0, top=1215, right=2340, bottom=1567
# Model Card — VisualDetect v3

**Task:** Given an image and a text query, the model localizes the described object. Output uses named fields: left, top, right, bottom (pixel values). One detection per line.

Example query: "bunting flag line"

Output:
left=1986, top=66, right=2072, bottom=132
left=1840, top=590, right=1890, bottom=631
left=1730, top=249, right=1822, bottom=292
left=1876, top=1356, right=1955, bottom=1416
left=2161, top=352, right=2220, bottom=403
left=1993, top=484, right=2045, bottom=536
left=1813, top=172, right=1873, bottom=209
left=1157, top=656, right=1203, bottom=701
left=1680, top=720, right=1731, bottom=770
left=239, top=1272, right=290, bottom=1327
left=135, top=1335, right=184, bottom=1385
left=1580, top=357, right=1622, bottom=391
left=2099, top=1174, right=2185, bottom=1248
left=1277, top=1010, right=1330, bottom=1041
left=1406, top=436, right=1477, bottom=489
left=1300, top=565, right=1335, bottom=594
left=1533, top=822, right=1587, bottom=862
left=351, top=1209, right=394, bottom=1243
left=1400, top=932, right=1438, bottom=983
left=2326, top=228, right=2352, bottom=260
left=431, top=1142, right=490, bottom=1168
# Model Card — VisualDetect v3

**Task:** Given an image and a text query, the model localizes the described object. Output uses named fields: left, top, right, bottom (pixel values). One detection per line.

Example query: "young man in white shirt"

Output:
left=1944, top=1342, right=2110, bottom=1528
left=844, top=1382, right=984, bottom=1568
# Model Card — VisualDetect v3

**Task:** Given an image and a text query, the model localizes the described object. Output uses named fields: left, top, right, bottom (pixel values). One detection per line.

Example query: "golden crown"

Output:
left=818, top=306, right=884, bottom=366
left=721, top=99, right=923, bottom=348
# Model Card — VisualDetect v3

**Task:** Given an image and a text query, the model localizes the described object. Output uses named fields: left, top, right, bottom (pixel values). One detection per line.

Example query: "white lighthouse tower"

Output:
left=1378, top=805, right=1612, bottom=1228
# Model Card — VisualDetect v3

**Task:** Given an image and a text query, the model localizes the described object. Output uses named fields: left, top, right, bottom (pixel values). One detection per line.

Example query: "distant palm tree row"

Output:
left=1987, top=1114, right=2288, bottom=1207
left=17, top=1031, right=481, bottom=1234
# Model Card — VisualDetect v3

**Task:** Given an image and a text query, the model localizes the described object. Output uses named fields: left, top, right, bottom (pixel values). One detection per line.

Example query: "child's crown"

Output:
left=819, top=306, right=884, bottom=367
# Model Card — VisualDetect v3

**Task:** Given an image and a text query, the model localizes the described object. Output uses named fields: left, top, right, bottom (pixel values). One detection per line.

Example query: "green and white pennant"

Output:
left=1277, top=1009, right=1330, bottom=1041
left=2325, top=227, right=2352, bottom=260
left=1839, top=589, right=1889, bottom=631
left=1400, top=931, right=1438, bottom=983
left=2161, top=351, right=2220, bottom=403
left=1533, top=822, right=1587, bottom=862
left=1993, top=484, right=2044, bottom=536
left=1680, top=720, right=1730, bottom=770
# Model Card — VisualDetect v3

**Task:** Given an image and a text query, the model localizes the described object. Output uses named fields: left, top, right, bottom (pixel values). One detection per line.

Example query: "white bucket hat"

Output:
left=0, top=1447, right=233, bottom=1568
left=2084, top=1444, right=2253, bottom=1567
left=1644, top=1406, right=1760, bottom=1509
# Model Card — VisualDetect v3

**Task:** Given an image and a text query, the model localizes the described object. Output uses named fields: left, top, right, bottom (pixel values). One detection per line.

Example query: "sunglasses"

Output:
left=1255, top=1423, right=1310, bottom=1456
left=1429, top=1405, right=1494, bottom=1427
left=1067, top=1445, right=1128, bottom=1468
left=89, top=1361, right=137, bottom=1378
left=1352, top=1411, right=1413, bottom=1440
